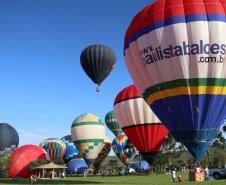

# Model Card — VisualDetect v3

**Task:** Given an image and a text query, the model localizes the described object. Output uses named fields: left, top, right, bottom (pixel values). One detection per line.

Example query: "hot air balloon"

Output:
left=80, top=44, right=116, bottom=92
left=61, top=135, right=78, bottom=163
left=93, top=135, right=111, bottom=171
left=8, top=144, right=48, bottom=178
left=114, top=85, right=169, bottom=164
left=67, top=158, right=88, bottom=174
left=71, top=113, right=105, bottom=167
left=124, top=0, right=226, bottom=161
left=39, top=138, right=66, bottom=162
left=0, top=123, right=19, bottom=156
left=112, top=135, right=137, bottom=164
left=130, top=161, right=150, bottom=172
left=105, top=111, right=123, bottom=136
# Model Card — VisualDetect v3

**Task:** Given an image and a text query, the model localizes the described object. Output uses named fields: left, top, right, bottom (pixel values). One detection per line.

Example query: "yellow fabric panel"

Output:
left=146, top=86, right=226, bottom=105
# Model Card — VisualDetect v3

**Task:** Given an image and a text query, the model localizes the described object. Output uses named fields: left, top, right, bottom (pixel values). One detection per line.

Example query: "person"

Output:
left=100, top=169, right=104, bottom=177
left=30, top=175, right=34, bottom=185
left=83, top=169, right=88, bottom=177
left=33, top=175, right=37, bottom=183
left=171, top=168, right=177, bottom=182
left=204, top=166, right=209, bottom=180
left=62, top=171, right=65, bottom=178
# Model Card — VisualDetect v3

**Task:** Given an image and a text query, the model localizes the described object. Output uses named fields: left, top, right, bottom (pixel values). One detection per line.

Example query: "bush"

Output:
left=0, top=154, right=10, bottom=177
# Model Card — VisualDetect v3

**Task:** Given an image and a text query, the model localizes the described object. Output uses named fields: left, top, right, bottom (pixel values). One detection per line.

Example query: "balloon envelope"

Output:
left=8, top=144, right=47, bottom=178
left=39, top=138, right=66, bottom=162
left=71, top=113, right=105, bottom=166
left=61, top=135, right=78, bottom=163
left=130, top=161, right=150, bottom=171
left=80, top=44, right=116, bottom=90
left=124, top=0, right=226, bottom=161
left=114, top=85, right=169, bottom=164
left=105, top=111, right=123, bottom=136
left=112, top=135, right=137, bottom=164
left=0, top=123, right=19, bottom=156
left=93, top=135, right=111, bottom=170
left=66, top=158, right=88, bottom=174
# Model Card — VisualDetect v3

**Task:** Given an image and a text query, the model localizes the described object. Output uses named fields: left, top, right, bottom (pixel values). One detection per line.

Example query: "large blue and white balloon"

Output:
left=124, top=0, right=226, bottom=161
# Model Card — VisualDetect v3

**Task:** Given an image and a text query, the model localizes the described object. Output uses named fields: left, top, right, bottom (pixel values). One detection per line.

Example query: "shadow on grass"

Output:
left=0, top=179, right=102, bottom=184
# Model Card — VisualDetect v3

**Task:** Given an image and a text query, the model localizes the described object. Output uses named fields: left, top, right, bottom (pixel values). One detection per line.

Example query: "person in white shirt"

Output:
left=171, top=168, right=177, bottom=182
left=204, top=167, right=209, bottom=180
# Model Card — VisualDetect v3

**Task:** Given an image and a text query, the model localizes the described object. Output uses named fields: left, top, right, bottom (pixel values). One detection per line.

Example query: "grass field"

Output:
left=1, top=173, right=226, bottom=185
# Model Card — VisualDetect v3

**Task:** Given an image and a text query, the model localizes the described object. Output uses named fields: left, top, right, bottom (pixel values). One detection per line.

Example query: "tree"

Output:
left=29, top=159, right=48, bottom=172
left=210, top=150, right=226, bottom=167
left=109, top=160, right=118, bottom=168
left=161, top=134, right=176, bottom=152
left=159, top=134, right=178, bottom=167
left=0, top=154, right=10, bottom=177
left=211, top=131, right=226, bottom=149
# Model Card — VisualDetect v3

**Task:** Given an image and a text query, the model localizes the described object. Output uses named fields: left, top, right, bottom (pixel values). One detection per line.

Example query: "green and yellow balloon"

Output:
left=71, top=113, right=105, bottom=167
left=105, top=111, right=123, bottom=136
left=93, top=135, right=111, bottom=171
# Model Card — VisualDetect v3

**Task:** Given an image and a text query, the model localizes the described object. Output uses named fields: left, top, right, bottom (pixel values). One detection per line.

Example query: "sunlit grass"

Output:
left=0, top=173, right=226, bottom=185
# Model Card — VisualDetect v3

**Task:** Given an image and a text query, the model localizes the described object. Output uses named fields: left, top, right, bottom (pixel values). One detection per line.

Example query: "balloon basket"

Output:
left=96, top=85, right=100, bottom=92
left=147, top=169, right=154, bottom=175
left=189, top=170, right=204, bottom=182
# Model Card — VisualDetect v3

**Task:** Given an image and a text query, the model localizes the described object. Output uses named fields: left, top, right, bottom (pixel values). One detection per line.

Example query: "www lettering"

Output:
left=140, top=40, right=226, bottom=64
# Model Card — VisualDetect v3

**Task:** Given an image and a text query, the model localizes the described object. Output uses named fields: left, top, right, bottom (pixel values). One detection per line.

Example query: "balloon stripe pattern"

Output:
left=93, top=136, right=111, bottom=170
left=80, top=44, right=116, bottom=91
left=39, top=139, right=66, bottom=162
left=105, top=111, right=123, bottom=136
left=71, top=113, right=105, bottom=166
left=61, top=135, right=78, bottom=163
left=112, top=135, right=137, bottom=164
left=112, top=135, right=129, bottom=164
left=114, top=85, right=168, bottom=164
left=124, top=0, right=226, bottom=161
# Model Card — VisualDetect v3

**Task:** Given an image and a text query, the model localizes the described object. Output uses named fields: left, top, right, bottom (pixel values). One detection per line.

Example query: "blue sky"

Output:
left=0, top=0, right=155, bottom=147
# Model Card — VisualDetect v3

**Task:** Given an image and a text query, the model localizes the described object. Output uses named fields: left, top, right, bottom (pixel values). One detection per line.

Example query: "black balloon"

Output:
left=0, top=123, right=19, bottom=151
left=80, top=44, right=116, bottom=90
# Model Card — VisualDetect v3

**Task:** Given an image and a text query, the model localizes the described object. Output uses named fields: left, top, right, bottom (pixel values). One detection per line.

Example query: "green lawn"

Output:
left=1, top=173, right=226, bottom=185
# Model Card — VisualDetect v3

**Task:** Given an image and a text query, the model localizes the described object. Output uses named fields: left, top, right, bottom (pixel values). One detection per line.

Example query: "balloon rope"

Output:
left=96, top=85, right=100, bottom=92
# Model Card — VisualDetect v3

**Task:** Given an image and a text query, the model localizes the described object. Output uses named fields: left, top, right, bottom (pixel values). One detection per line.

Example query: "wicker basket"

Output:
left=189, top=170, right=204, bottom=182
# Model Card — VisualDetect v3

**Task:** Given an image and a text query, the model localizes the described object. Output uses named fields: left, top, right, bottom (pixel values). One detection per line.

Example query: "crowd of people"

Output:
left=170, top=165, right=209, bottom=183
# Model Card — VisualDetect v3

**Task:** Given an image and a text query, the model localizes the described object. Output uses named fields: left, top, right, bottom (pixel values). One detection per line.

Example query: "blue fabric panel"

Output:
left=67, top=159, right=88, bottom=174
left=172, top=129, right=218, bottom=161
left=130, top=161, right=150, bottom=171
left=64, top=142, right=78, bottom=161
left=124, top=14, right=226, bottom=51
left=151, top=94, right=226, bottom=130
left=150, top=94, right=226, bottom=160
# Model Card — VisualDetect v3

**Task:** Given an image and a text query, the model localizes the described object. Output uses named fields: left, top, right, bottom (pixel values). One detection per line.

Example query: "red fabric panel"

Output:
left=125, top=0, right=226, bottom=44
left=114, top=85, right=140, bottom=104
left=123, top=124, right=169, bottom=153
left=8, top=145, right=47, bottom=178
